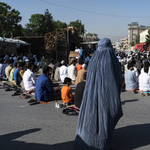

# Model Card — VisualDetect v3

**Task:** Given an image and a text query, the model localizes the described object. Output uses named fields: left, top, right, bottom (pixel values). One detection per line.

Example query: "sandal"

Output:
left=134, top=89, right=138, bottom=94
left=30, top=101, right=40, bottom=105
left=140, top=93, right=145, bottom=97
left=11, top=91, right=21, bottom=96
left=3, top=83, right=10, bottom=87
left=16, top=89, right=23, bottom=93
left=19, top=94, right=30, bottom=99
left=11, top=86, right=18, bottom=91
left=28, top=99, right=37, bottom=103
left=5, top=88, right=12, bottom=91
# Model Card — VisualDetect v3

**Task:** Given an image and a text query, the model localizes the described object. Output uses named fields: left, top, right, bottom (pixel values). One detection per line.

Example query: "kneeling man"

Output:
left=35, top=65, right=55, bottom=102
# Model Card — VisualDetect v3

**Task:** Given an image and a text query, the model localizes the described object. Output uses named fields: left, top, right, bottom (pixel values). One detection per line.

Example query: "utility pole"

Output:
left=67, top=24, right=69, bottom=63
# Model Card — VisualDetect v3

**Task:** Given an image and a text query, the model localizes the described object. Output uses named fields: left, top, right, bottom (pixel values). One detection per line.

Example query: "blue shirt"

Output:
left=79, top=49, right=84, bottom=57
left=125, top=70, right=138, bottom=90
left=85, top=56, right=90, bottom=63
left=14, top=68, right=18, bottom=81
left=1, top=63, right=8, bottom=77
left=35, top=74, right=54, bottom=102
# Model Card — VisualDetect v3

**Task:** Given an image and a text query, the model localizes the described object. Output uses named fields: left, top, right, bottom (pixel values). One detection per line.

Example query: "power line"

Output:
left=97, top=33, right=127, bottom=37
left=85, top=31, right=127, bottom=37
left=39, top=0, right=150, bottom=18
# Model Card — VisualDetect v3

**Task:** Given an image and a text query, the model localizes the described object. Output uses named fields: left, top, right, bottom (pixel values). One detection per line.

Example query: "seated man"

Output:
left=60, top=60, right=68, bottom=82
left=139, top=66, right=150, bottom=92
left=5, top=59, right=14, bottom=80
left=35, top=65, right=54, bottom=102
left=68, top=59, right=77, bottom=83
left=1, top=60, right=8, bottom=78
left=76, top=60, right=84, bottom=72
left=75, top=63, right=87, bottom=84
left=9, top=62, right=17, bottom=82
left=16, top=62, right=26, bottom=87
left=54, top=62, right=61, bottom=81
left=23, top=63, right=36, bottom=93
left=125, top=61, right=138, bottom=91
left=74, top=72, right=87, bottom=109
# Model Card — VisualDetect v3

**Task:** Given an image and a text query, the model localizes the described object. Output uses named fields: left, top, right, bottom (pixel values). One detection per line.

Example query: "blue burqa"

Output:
left=74, top=38, right=123, bottom=150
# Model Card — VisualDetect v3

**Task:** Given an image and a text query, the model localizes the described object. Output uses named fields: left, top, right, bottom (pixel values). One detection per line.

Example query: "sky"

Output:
left=3, top=0, right=150, bottom=42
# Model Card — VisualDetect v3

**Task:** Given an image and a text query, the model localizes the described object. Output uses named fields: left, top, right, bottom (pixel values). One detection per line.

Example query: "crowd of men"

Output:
left=117, top=51, right=150, bottom=95
left=0, top=51, right=89, bottom=108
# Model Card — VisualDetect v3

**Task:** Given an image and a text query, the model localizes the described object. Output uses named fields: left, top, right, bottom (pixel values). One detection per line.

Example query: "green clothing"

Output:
left=9, top=67, right=16, bottom=82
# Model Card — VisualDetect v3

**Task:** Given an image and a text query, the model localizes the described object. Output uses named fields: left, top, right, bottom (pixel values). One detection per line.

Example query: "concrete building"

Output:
left=120, top=37, right=128, bottom=50
left=140, top=29, right=149, bottom=43
left=128, top=22, right=148, bottom=45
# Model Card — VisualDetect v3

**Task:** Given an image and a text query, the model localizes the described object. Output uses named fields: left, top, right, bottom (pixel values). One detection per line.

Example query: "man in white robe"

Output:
left=23, top=63, right=36, bottom=92
left=68, top=59, right=77, bottom=82
left=59, top=60, right=68, bottom=82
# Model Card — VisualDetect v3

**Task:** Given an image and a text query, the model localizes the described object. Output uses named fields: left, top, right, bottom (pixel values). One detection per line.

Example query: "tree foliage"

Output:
left=135, top=34, right=140, bottom=44
left=69, top=19, right=84, bottom=34
left=53, top=20, right=67, bottom=30
left=26, top=14, right=45, bottom=36
left=145, top=29, right=150, bottom=44
left=130, top=41, right=135, bottom=46
left=26, top=9, right=53, bottom=36
left=0, top=2, right=22, bottom=37
left=44, top=9, right=53, bottom=33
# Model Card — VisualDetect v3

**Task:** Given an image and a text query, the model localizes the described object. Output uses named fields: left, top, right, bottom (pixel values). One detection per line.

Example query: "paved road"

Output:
left=0, top=81, right=150, bottom=150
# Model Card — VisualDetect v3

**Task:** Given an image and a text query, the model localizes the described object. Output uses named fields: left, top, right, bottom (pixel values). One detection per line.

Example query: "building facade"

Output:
left=140, top=29, right=148, bottom=43
left=128, top=22, right=148, bottom=45
left=120, top=37, right=128, bottom=50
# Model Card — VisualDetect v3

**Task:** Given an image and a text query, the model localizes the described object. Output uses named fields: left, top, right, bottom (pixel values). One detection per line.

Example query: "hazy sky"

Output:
left=3, top=0, right=150, bottom=42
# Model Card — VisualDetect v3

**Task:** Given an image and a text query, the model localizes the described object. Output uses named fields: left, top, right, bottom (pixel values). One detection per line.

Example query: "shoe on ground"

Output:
left=140, top=93, right=145, bottom=97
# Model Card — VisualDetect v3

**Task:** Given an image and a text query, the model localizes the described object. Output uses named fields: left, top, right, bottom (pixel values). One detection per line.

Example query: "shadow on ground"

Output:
left=0, top=128, right=74, bottom=150
left=121, top=99, right=138, bottom=105
left=113, top=123, right=150, bottom=150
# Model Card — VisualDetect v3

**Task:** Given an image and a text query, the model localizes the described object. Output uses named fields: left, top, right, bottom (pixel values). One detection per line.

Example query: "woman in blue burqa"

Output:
left=74, top=38, right=123, bottom=150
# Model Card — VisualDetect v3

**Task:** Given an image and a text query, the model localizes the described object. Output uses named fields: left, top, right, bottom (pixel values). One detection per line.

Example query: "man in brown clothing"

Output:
left=75, top=64, right=87, bottom=84
left=5, top=59, right=13, bottom=80
left=48, top=58, right=56, bottom=80
left=136, top=59, right=143, bottom=74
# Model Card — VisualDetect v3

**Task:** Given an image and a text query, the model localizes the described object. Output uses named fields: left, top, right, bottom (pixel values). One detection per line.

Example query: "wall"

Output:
left=0, top=41, right=17, bottom=56
left=140, top=29, right=148, bottom=43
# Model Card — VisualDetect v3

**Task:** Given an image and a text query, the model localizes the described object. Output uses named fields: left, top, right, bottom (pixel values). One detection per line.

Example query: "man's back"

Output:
left=74, top=81, right=86, bottom=108
left=1, top=63, right=8, bottom=77
left=35, top=74, right=54, bottom=102
left=139, top=73, right=150, bottom=91
left=23, top=69, right=36, bottom=91
left=125, top=70, right=138, bottom=90
left=68, top=64, right=76, bottom=81
left=60, top=65, right=68, bottom=82
left=75, top=68, right=87, bottom=84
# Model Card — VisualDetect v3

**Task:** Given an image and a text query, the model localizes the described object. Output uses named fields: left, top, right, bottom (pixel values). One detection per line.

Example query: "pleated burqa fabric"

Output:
left=74, top=38, right=123, bottom=150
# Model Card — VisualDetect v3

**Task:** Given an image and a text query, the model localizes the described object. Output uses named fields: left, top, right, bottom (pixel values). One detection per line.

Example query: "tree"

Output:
left=22, top=27, right=32, bottom=37
left=53, top=20, right=67, bottom=30
left=135, top=34, right=140, bottom=44
left=26, top=14, right=45, bottom=36
left=130, top=41, right=135, bottom=46
left=145, top=29, right=150, bottom=44
left=0, top=2, right=22, bottom=37
left=44, top=9, right=53, bottom=33
left=69, top=19, right=84, bottom=34
left=26, top=9, right=54, bottom=36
